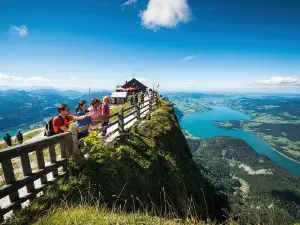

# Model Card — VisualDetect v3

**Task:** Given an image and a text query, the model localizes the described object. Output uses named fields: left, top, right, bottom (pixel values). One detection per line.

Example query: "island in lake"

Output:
left=212, top=120, right=243, bottom=129
left=165, top=93, right=300, bottom=163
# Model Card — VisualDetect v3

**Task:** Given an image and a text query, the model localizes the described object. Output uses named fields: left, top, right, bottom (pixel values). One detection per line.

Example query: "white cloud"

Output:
left=123, top=0, right=138, bottom=6
left=0, top=74, right=23, bottom=82
left=258, top=76, right=300, bottom=86
left=10, top=25, right=28, bottom=37
left=181, top=55, right=197, bottom=62
left=140, top=0, right=192, bottom=30
left=24, top=77, right=50, bottom=83
left=185, top=81, right=197, bottom=87
left=0, top=73, right=50, bottom=83
left=121, top=0, right=138, bottom=10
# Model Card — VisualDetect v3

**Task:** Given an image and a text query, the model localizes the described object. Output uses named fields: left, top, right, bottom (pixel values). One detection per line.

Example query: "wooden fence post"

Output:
left=20, top=153, right=35, bottom=195
left=149, top=96, right=152, bottom=112
left=60, top=137, right=68, bottom=173
left=148, top=97, right=152, bottom=120
left=118, top=108, right=124, bottom=133
left=49, top=144, right=58, bottom=178
left=36, top=149, right=47, bottom=185
left=136, top=102, right=140, bottom=119
left=2, top=159, right=21, bottom=212
left=71, top=127, right=79, bottom=155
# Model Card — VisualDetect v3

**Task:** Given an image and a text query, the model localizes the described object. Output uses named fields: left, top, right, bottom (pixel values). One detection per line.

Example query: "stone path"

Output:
left=23, top=129, right=45, bottom=144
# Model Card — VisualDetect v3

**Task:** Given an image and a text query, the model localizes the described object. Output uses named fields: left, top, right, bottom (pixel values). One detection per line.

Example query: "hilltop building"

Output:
left=122, top=78, right=148, bottom=93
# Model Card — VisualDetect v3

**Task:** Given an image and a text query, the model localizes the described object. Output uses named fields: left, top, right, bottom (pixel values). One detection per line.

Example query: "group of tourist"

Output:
left=3, top=130, right=23, bottom=147
left=53, top=96, right=110, bottom=140
left=2, top=90, right=156, bottom=147
left=129, top=90, right=152, bottom=107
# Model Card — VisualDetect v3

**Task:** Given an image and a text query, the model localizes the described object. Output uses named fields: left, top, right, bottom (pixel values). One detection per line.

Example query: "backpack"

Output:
left=44, top=115, right=69, bottom=137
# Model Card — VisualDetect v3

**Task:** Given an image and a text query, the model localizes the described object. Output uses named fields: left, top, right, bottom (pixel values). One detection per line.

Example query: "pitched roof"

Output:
left=110, top=92, right=128, bottom=98
left=123, top=78, right=148, bottom=88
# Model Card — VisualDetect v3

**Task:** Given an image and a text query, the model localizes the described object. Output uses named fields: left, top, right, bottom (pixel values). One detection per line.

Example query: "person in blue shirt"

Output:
left=129, top=95, right=134, bottom=106
left=75, top=100, right=98, bottom=140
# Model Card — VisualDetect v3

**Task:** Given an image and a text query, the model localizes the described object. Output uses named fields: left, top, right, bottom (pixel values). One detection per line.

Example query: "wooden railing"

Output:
left=0, top=94, right=158, bottom=220
left=77, top=95, right=157, bottom=136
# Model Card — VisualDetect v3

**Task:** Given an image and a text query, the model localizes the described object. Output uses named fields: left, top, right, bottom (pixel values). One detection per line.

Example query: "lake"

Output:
left=180, top=106, right=300, bottom=176
left=0, top=130, right=20, bottom=140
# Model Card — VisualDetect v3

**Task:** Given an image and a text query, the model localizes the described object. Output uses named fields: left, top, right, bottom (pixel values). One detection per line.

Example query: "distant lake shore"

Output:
left=179, top=105, right=300, bottom=176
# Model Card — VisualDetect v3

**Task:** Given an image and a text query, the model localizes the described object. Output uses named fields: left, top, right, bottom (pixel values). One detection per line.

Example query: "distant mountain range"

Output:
left=0, top=85, right=111, bottom=93
left=0, top=88, right=110, bottom=135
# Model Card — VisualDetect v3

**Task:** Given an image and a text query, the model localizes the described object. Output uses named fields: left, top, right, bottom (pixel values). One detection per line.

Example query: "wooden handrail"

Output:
left=123, top=105, right=136, bottom=112
left=0, top=132, right=70, bottom=160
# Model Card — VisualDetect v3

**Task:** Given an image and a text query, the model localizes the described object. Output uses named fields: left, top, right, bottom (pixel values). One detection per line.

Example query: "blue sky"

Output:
left=0, top=0, right=300, bottom=92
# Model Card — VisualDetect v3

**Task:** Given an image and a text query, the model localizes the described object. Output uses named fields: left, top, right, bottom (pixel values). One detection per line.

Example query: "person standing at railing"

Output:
left=100, top=96, right=110, bottom=137
left=16, top=130, right=23, bottom=144
left=3, top=132, right=12, bottom=147
left=52, top=104, right=90, bottom=135
left=88, top=98, right=102, bottom=127
left=140, top=92, right=145, bottom=107
left=130, top=94, right=135, bottom=106
left=149, top=89, right=153, bottom=104
left=134, top=92, right=138, bottom=105
left=75, top=100, right=99, bottom=140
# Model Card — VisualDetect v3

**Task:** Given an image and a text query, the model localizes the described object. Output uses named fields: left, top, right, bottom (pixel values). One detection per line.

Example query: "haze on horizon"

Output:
left=0, top=0, right=300, bottom=93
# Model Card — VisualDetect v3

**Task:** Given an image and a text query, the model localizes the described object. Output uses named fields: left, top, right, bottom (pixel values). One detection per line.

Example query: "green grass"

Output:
left=33, top=206, right=213, bottom=225
left=110, top=101, right=131, bottom=121
left=257, top=133, right=300, bottom=160
left=217, top=121, right=233, bottom=128
left=110, top=98, right=144, bottom=121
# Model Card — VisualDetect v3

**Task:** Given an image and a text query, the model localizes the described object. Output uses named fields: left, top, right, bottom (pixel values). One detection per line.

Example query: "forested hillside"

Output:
left=187, top=136, right=300, bottom=224
left=0, top=89, right=109, bottom=134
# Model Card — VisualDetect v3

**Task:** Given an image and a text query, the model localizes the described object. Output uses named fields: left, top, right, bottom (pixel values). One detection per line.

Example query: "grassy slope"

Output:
left=74, top=99, right=223, bottom=219
left=33, top=206, right=213, bottom=225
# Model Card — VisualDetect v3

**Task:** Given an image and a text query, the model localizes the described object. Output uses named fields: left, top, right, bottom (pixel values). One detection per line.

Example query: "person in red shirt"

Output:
left=100, top=96, right=110, bottom=137
left=53, top=104, right=90, bottom=134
